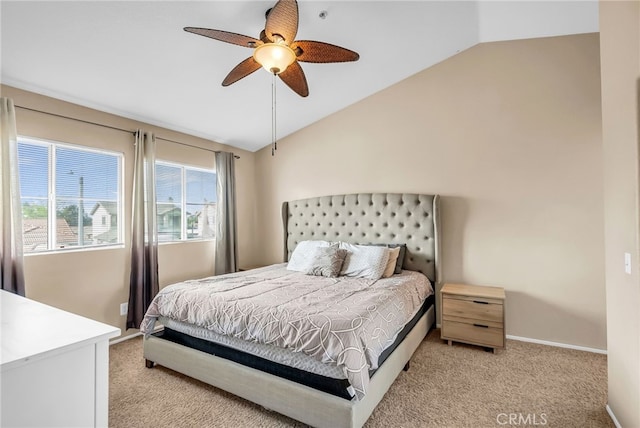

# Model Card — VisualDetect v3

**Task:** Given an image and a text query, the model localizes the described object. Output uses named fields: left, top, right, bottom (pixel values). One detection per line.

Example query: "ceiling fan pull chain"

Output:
left=272, top=72, right=277, bottom=156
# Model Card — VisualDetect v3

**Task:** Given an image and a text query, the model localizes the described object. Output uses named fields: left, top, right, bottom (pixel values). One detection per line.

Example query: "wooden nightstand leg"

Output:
left=448, top=340, right=452, bottom=346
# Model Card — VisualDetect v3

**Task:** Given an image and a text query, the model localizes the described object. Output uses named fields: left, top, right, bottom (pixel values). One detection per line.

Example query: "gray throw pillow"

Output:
left=305, top=246, right=348, bottom=278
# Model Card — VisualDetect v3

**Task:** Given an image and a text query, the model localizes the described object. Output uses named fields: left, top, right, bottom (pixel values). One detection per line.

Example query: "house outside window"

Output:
left=155, top=161, right=216, bottom=242
left=17, top=137, right=123, bottom=253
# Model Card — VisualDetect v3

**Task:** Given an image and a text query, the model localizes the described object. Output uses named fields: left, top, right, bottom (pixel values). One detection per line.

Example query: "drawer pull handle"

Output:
left=473, top=324, right=489, bottom=328
left=473, top=300, right=489, bottom=305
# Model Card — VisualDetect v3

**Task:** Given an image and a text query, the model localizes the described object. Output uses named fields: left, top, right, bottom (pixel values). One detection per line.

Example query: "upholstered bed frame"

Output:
left=144, top=193, right=441, bottom=428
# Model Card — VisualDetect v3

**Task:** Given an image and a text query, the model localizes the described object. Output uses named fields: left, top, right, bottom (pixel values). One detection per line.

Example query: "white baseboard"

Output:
left=110, top=325, right=164, bottom=346
left=606, top=404, right=622, bottom=428
left=434, top=325, right=606, bottom=354
left=110, top=331, right=142, bottom=345
left=506, top=334, right=607, bottom=355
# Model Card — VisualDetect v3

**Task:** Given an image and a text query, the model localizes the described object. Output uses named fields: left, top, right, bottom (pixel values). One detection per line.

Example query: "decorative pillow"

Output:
left=382, top=247, right=401, bottom=278
left=361, top=243, right=407, bottom=274
left=339, top=243, right=390, bottom=280
left=287, top=240, right=333, bottom=272
left=389, top=244, right=407, bottom=274
left=305, top=246, right=348, bottom=278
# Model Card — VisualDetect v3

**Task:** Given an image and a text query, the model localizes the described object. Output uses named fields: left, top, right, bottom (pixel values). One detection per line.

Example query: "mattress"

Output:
left=141, top=264, right=434, bottom=399
left=153, top=294, right=434, bottom=399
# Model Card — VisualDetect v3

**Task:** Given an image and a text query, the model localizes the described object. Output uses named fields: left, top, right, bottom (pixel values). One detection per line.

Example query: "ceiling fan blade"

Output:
left=265, top=0, right=299, bottom=44
left=184, top=27, right=261, bottom=48
left=278, top=61, right=309, bottom=97
left=222, top=57, right=262, bottom=86
left=292, top=40, right=360, bottom=63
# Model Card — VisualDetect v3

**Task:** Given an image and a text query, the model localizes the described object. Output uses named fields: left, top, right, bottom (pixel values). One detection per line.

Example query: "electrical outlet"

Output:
left=120, top=302, right=128, bottom=316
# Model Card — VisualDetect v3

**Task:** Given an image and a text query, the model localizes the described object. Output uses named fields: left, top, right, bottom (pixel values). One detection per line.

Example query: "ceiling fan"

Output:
left=184, top=0, right=360, bottom=97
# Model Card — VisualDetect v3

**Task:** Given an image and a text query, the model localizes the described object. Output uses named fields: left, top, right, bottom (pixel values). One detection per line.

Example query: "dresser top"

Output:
left=1, top=290, right=120, bottom=370
left=442, top=283, right=506, bottom=300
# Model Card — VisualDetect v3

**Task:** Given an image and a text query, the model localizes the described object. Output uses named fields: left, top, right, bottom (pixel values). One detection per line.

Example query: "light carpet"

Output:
left=109, top=329, right=613, bottom=427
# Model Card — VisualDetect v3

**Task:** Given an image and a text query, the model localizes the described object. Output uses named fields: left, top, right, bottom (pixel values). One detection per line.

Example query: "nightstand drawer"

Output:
left=442, top=297, right=503, bottom=324
left=441, top=320, right=504, bottom=348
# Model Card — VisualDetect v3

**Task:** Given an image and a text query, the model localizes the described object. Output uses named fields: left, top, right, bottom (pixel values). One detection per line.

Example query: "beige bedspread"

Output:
left=140, top=264, right=433, bottom=399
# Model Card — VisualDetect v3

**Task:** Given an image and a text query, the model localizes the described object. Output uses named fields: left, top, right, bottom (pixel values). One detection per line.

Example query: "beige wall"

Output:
left=599, top=1, right=640, bottom=426
left=1, top=84, right=259, bottom=338
left=255, top=34, right=606, bottom=350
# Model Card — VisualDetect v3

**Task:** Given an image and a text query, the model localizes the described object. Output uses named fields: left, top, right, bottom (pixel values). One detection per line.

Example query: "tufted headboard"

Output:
left=282, top=193, right=441, bottom=285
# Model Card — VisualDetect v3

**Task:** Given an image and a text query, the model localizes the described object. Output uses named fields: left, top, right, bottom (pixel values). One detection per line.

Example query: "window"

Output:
left=17, top=137, right=123, bottom=253
left=155, top=161, right=216, bottom=242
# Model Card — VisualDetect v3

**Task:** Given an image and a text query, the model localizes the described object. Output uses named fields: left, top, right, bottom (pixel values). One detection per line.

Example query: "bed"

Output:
left=142, top=193, right=441, bottom=428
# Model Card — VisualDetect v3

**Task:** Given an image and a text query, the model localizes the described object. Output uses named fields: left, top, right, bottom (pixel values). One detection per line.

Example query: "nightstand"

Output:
left=440, top=283, right=506, bottom=352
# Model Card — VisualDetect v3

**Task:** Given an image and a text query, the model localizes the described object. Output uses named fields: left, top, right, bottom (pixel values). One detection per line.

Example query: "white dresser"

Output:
left=1, top=290, right=120, bottom=427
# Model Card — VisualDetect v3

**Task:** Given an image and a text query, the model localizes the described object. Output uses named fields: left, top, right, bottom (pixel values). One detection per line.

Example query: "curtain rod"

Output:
left=14, top=104, right=240, bottom=159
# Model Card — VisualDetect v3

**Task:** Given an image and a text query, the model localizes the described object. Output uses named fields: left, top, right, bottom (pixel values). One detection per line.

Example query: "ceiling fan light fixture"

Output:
left=253, top=43, right=296, bottom=74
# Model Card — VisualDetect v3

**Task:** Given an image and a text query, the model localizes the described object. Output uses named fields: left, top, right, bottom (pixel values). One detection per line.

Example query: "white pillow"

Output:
left=287, top=240, right=333, bottom=272
left=382, top=246, right=401, bottom=278
left=339, top=242, right=390, bottom=280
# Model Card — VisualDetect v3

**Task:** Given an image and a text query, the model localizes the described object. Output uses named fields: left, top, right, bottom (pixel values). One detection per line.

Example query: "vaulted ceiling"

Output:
left=1, top=1, right=598, bottom=152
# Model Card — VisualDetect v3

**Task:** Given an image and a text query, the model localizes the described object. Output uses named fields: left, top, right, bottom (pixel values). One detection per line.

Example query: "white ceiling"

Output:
left=1, top=1, right=598, bottom=152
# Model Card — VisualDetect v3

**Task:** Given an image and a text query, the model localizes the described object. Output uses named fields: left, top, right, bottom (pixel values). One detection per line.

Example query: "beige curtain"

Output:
left=127, top=130, right=158, bottom=329
left=0, top=98, right=25, bottom=295
left=214, top=151, right=238, bottom=274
